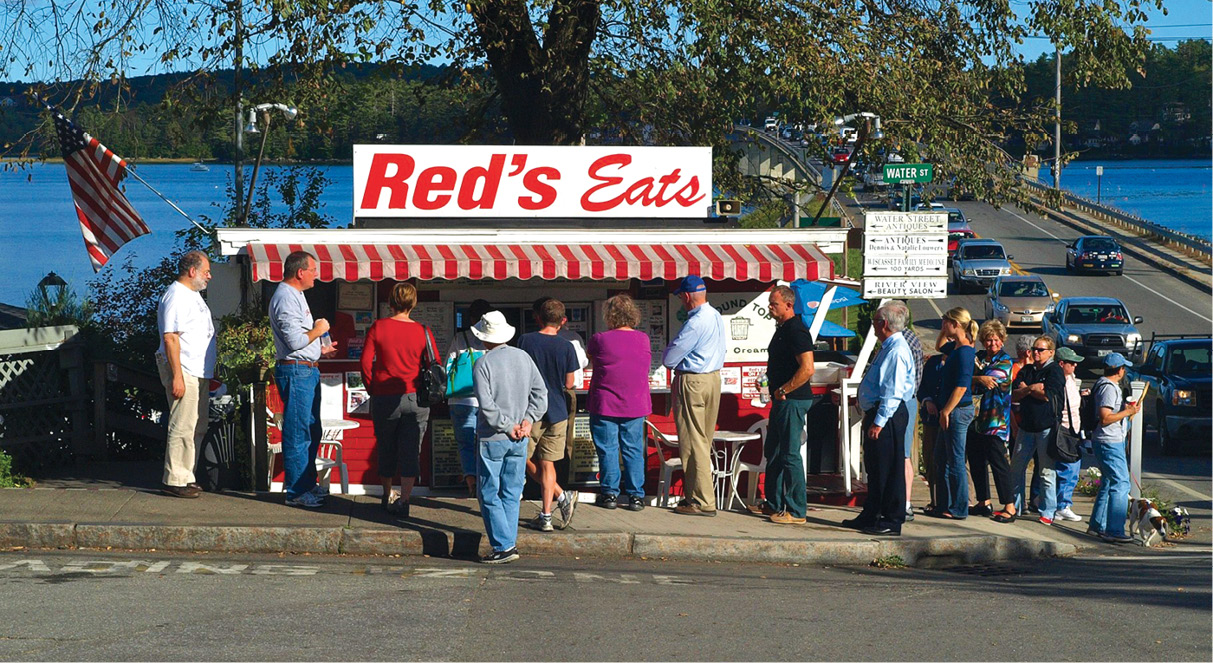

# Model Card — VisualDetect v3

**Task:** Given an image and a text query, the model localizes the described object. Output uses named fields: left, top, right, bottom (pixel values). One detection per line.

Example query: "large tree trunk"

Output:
left=468, top=0, right=600, bottom=145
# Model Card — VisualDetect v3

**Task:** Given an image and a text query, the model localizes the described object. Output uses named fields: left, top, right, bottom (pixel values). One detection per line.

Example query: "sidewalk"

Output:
left=7, top=466, right=1174, bottom=567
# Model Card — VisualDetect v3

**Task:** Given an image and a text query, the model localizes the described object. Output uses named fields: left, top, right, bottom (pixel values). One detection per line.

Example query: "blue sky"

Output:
left=1016, top=0, right=1211, bottom=60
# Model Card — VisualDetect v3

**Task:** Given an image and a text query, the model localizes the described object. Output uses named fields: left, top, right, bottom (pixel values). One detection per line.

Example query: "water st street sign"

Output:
left=883, top=163, right=934, bottom=184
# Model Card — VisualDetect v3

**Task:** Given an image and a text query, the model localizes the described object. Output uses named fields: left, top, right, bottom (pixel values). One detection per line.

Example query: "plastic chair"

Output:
left=265, top=407, right=349, bottom=495
left=729, top=419, right=768, bottom=511
left=646, top=419, right=682, bottom=507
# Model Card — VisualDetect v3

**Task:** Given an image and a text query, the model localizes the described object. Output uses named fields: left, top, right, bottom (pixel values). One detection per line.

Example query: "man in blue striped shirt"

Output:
left=662, top=275, right=726, bottom=516
left=844, top=300, right=916, bottom=535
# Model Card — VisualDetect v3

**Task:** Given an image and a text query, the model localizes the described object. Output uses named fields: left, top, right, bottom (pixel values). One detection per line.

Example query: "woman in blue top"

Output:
left=929, top=307, right=978, bottom=519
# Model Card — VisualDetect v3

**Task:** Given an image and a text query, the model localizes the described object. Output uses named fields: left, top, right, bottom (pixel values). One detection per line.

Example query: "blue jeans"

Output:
left=934, top=404, right=974, bottom=518
left=450, top=404, right=479, bottom=477
left=1054, top=458, right=1082, bottom=510
left=477, top=436, right=527, bottom=553
left=903, top=396, right=919, bottom=458
left=589, top=415, right=646, bottom=498
left=1011, top=429, right=1057, bottom=519
left=275, top=363, right=322, bottom=499
left=1090, top=440, right=1130, bottom=537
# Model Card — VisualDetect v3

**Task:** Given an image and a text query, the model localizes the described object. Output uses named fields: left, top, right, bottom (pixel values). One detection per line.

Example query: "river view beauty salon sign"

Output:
left=353, top=145, right=713, bottom=218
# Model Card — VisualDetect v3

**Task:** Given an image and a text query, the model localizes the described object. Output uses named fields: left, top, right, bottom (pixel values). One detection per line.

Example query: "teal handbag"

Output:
left=445, top=330, right=485, bottom=398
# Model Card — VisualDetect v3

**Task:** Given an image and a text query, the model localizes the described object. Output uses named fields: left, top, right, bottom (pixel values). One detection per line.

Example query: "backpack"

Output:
left=1079, top=380, right=1116, bottom=436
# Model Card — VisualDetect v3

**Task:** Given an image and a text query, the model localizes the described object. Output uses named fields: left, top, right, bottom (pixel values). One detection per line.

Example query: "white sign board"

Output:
left=354, top=145, right=712, bottom=218
left=865, top=212, right=947, bottom=235
left=669, top=290, right=776, bottom=361
left=863, top=277, right=948, bottom=299
left=864, top=234, right=948, bottom=255
left=863, top=255, right=947, bottom=276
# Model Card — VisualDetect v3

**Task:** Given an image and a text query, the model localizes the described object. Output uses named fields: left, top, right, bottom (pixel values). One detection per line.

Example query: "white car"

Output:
left=764, top=116, right=779, bottom=132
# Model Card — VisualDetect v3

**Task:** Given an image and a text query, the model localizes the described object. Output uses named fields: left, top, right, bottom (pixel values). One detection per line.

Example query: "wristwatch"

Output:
left=776, top=386, right=787, bottom=396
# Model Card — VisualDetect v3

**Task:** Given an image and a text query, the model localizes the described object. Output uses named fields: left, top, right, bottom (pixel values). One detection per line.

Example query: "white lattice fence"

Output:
left=0, top=326, right=88, bottom=469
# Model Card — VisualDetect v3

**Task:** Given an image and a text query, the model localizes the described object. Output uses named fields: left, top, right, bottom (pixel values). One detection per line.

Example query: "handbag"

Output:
left=416, top=324, right=447, bottom=408
left=445, top=330, right=484, bottom=399
left=1049, top=384, right=1082, bottom=464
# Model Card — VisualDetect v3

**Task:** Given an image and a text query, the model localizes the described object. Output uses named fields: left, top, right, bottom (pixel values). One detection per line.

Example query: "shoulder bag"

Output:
left=416, top=324, right=447, bottom=408
left=445, top=330, right=484, bottom=399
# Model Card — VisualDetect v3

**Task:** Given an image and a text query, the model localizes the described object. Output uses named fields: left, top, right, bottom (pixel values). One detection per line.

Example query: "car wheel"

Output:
left=1065, top=258, right=1072, bottom=273
left=1158, top=415, right=1178, bottom=456
left=1115, top=270, right=1123, bottom=276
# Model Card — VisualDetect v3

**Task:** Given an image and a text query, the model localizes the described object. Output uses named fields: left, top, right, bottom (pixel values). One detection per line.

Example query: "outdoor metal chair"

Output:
left=646, top=419, right=682, bottom=508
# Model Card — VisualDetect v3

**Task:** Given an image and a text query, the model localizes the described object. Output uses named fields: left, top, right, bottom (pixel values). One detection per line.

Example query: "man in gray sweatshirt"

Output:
left=471, top=311, right=548, bottom=564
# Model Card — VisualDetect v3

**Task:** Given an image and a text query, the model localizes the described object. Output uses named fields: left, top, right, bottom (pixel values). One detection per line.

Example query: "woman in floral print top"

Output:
left=967, top=320, right=1017, bottom=521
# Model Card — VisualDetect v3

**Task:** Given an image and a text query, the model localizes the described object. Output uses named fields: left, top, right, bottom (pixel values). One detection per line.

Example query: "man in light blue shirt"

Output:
left=662, top=275, right=726, bottom=516
left=843, top=300, right=916, bottom=536
left=269, top=250, right=337, bottom=508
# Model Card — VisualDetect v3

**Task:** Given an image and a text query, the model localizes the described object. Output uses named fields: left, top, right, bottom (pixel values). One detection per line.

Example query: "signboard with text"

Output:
left=883, top=163, right=934, bottom=184
left=863, top=277, right=948, bottom=299
left=354, top=145, right=712, bottom=218
left=862, top=210, right=948, bottom=298
left=865, top=212, right=948, bottom=234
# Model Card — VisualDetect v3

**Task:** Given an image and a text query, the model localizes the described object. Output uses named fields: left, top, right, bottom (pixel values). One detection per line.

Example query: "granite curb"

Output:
left=0, top=522, right=1077, bottom=567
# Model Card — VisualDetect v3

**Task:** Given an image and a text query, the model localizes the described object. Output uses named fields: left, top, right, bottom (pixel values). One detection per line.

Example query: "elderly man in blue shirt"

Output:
left=662, top=275, right=727, bottom=516
left=843, top=300, right=917, bottom=535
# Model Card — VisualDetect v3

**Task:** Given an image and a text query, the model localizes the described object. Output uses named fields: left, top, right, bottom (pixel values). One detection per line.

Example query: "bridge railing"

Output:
left=1023, top=178, right=1210, bottom=259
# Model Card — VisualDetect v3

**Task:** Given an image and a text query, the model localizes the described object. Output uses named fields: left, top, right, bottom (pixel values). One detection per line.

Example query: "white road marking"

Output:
left=1002, top=208, right=1213, bottom=323
left=1142, top=473, right=1213, bottom=501
left=1089, top=554, right=1212, bottom=561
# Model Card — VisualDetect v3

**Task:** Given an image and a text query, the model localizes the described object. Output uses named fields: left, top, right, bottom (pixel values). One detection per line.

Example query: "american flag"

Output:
left=52, top=107, right=149, bottom=271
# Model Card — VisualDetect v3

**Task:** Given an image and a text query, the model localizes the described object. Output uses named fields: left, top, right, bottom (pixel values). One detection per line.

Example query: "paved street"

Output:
left=1, top=549, right=1208, bottom=661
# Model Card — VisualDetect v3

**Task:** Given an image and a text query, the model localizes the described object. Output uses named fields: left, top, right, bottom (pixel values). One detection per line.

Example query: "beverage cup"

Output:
left=320, top=332, right=333, bottom=351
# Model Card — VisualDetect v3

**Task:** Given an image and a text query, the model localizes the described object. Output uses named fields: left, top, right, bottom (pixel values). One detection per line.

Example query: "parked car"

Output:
left=1066, top=235, right=1124, bottom=275
left=1128, top=335, right=1212, bottom=455
left=952, top=238, right=1014, bottom=293
left=1042, top=297, right=1144, bottom=373
left=946, top=216, right=975, bottom=263
left=984, top=275, right=1058, bottom=329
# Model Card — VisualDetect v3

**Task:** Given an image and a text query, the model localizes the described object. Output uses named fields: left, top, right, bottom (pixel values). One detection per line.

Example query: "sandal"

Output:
left=992, top=510, right=1017, bottom=523
left=923, top=508, right=957, bottom=519
left=969, top=504, right=994, bottom=517
left=382, top=491, right=401, bottom=512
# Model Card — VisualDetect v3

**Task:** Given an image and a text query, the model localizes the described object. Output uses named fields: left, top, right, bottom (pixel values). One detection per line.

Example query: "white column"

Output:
left=1128, top=380, right=1145, bottom=499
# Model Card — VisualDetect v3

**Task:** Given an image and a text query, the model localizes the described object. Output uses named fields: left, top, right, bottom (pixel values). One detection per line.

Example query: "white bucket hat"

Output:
left=470, top=310, right=515, bottom=344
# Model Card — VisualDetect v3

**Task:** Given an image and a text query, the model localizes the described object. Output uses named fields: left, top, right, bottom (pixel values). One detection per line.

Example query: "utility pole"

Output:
left=233, top=0, right=245, bottom=226
left=1054, top=46, right=1062, bottom=191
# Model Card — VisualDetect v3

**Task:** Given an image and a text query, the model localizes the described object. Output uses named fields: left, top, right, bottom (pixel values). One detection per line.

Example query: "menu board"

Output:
left=410, top=301, right=455, bottom=351
left=566, top=415, right=599, bottom=485
left=741, top=366, right=767, bottom=399
left=720, top=366, right=742, bottom=394
left=430, top=420, right=463, bottom=489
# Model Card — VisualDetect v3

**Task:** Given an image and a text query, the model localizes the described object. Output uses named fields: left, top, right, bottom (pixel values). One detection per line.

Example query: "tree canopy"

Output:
left=1, top=0, right=1169, bottom=204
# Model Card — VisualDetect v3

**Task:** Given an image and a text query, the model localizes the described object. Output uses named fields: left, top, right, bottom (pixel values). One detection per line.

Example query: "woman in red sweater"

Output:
left=361, top=283, right=437, bottom=517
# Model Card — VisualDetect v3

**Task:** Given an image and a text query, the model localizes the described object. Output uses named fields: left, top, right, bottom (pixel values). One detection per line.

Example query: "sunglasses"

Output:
left=1030, top=347, right=1052, bottom=353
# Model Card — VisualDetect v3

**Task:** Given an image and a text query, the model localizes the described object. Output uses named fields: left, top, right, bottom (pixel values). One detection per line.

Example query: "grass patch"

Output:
left=870, top=554, right=906, bottom=569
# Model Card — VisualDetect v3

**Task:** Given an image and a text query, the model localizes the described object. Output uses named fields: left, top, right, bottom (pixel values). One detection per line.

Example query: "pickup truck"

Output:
left=1041, top=296, right=1144, bottom=373
left=1127, top=334, right=1212, bottom=455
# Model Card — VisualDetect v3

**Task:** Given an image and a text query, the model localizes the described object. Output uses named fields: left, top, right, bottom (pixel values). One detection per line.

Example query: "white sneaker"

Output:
left=311, top=483, right=330, bottom=498
left=286, top=492, right=324, bottom=509
left=1056, top=507, right=1083, bottom=522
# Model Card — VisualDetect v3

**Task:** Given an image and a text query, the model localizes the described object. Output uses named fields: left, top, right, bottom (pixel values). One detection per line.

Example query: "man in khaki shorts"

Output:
left=662, top=276, right=726, bottom=516
left=518, top=298, right=581, bottom=531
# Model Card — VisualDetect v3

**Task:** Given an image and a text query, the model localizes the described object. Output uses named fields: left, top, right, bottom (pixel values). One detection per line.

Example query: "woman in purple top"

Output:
left=587, top=294, right=652, bottom=511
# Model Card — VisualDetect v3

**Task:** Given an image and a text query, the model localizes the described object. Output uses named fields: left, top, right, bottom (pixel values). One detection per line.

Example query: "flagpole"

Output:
left=124, top=168, right=212, bottom=235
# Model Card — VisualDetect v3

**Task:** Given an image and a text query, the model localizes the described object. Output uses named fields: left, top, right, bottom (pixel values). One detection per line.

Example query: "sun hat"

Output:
left=1056, top=347, right=1084, bottom=363
left=1103, top=352, right=1129, bottom=368
left=673, top=275, right=707, bottom=294
left=470, top=310, right=515, bottom=344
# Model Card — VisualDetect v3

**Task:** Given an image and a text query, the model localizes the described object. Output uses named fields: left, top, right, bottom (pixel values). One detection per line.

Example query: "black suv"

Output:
left=1128, top=335, right=1212, bottom=455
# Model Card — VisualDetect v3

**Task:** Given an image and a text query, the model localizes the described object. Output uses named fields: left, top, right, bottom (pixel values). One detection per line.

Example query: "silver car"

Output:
left=984, top=275, right=1059, bottom=329
left=952, top=238, right=1013, bottom=293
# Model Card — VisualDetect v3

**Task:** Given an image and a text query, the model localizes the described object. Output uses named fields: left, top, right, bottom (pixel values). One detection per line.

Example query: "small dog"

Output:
left=1129, top=498, right=1169, bottom=547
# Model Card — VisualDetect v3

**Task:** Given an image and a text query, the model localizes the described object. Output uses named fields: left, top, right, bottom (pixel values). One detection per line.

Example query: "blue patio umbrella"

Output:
left=815, top=319, right=857, bottom=338
left=789, top=279, right=865, bottom=338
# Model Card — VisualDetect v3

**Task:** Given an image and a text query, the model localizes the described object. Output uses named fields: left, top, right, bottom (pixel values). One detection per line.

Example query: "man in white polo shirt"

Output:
left=155, top=250, right=217, bottom=498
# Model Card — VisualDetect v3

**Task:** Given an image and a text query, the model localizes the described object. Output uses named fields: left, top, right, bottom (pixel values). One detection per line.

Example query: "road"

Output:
left=1, top=550, right=1208, bottom=661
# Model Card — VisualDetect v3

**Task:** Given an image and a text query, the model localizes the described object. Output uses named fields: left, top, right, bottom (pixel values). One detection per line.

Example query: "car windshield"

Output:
left=1167, top=346, right=1212, bottom=376
left=1065, top=304, right=1129, bottom=324
left=1083, top=238, right=1118, bottom=252
left=948, top=212, right=964, bottom=225
left=962, top=245, right=1005, bottom=260
left=1001, top=281, right=1048, bottom=297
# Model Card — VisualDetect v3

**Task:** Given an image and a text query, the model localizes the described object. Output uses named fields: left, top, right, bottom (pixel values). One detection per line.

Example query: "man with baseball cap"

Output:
left=662, top=275, right=726, bottom=516
left=1088, top=352, right=1140, bottom=543
left=1053, top=346, right=1086, bottom=522
left=470, top=310, right=548, bottom=564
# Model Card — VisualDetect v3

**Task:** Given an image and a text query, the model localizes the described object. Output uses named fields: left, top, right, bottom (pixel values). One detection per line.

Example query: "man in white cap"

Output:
left=1087, top=352, right=1140, bottom=543
left=470, top=310, right=548, bottom=564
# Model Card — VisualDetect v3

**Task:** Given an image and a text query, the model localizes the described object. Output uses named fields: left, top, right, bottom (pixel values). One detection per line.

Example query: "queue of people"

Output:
left=155, top=248, right=1141, bottom=564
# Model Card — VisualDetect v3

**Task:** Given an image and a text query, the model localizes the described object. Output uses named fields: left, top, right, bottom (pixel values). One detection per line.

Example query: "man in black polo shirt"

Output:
left=755, top=285, right=818, bottom=524
left=1010, top=335, right=1065, bottom=525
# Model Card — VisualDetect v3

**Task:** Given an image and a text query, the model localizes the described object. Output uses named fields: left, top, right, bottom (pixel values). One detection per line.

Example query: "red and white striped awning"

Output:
left=246, top=240, right=833, bottom=283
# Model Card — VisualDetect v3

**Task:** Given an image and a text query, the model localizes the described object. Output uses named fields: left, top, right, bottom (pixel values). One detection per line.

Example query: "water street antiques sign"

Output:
left=862, top=211, right=947, bottom=298
left=354, top=145, right=712, bottom=219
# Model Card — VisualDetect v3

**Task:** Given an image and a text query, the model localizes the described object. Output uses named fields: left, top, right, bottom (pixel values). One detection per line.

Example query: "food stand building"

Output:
left=214, top=145, right=853, bottom=498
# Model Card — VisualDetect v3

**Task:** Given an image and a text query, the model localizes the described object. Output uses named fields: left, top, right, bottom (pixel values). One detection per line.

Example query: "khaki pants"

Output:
left=157, top=356, right=209, bottom=487
left=673, top=371, right=721, bottom=511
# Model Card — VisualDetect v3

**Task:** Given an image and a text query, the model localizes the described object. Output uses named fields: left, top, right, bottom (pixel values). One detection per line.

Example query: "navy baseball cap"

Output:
left=673, top=275, right=707, bottom=294
left=1103, top=352, right=1129, bottom=368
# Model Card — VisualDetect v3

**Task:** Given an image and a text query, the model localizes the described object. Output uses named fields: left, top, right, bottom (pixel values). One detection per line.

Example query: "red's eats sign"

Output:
left=353, top=145, right=712, bottom=218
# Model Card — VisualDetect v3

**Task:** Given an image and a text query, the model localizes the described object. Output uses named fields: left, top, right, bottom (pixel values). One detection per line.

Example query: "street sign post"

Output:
left=862, top=210, right=948, bottom=299
left=883, top=163, right=934, bottom=185
left=862, top=276, right=948, bottom=299
left=865, top=212, right=947, bottom=234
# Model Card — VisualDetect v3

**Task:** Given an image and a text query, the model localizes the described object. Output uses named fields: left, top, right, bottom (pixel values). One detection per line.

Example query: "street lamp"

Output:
left=37, top=272, right=67, bottom=301
left=812, top=112, right=882, bottom=225
left=240, top=103, right=298, bottom=225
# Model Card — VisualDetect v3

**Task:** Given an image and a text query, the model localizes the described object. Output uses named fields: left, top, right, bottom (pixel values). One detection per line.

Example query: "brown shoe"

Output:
left=673, top=503, right=717, bottom=517
left=747, top=502, right=778, bottom=516
left=161, top=484, right=200, bottom=499
left=186, top=483, right=204, bottom=493
left=770, top=511, right=807, bottom=525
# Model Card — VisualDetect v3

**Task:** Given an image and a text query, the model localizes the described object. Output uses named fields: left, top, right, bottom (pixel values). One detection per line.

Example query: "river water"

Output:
left=1, top=159, right=1209, bottom=307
